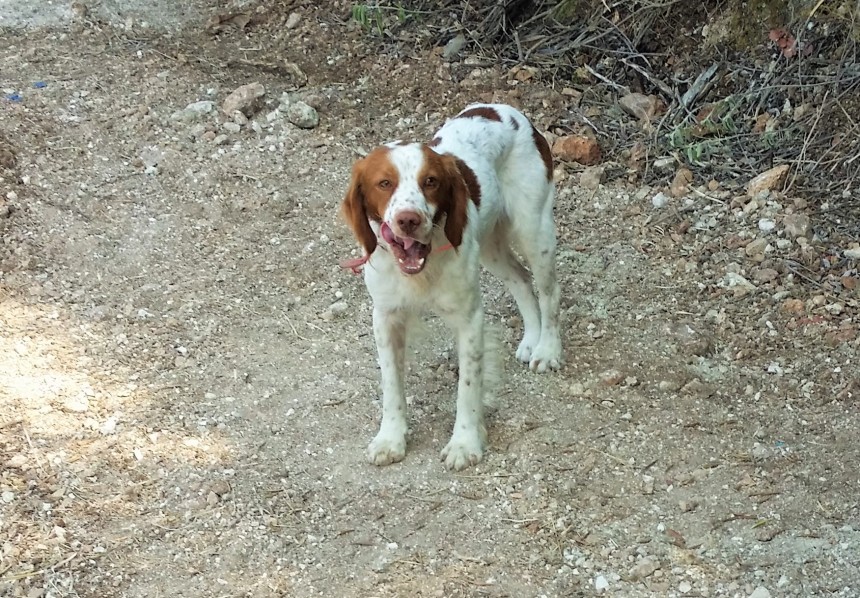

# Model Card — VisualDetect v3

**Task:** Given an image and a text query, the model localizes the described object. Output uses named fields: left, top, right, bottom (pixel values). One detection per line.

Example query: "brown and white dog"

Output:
left=342, top=104, right=561, bottom=470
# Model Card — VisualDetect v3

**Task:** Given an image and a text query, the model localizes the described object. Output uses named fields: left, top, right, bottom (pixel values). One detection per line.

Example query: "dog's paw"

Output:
left=441, top=431, right=485, bottom=471
left=515, top=332, right=540, bottom=363
left=528, top=338, right=562, bottom=373
left=515, top=341, right=532, bottom=363
left=368, top=433, right=406, bottom=466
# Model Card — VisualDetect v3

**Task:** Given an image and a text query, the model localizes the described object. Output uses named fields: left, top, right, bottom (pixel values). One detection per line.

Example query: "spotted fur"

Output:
left=341, top=103, right=562, bottom=470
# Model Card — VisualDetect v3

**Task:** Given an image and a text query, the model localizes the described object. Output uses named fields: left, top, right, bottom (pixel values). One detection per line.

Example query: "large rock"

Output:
left=628, top=556, right=660, bottom=581
left=222, top=82, right=265, bottom=117
left=286, top=101, right=319, bottom=129
left=619, top=93, right=664, bottom=122
left=783, top=213, right=811, bottom=238
left=579, top=165, right=604, bottom=189
left=746, top=164, right=789, bottom=196
left=749, top=587, right=771, bottom=598
left=552, top=135, right=601, bottom=165
left=170, top=100, right=215, bottom=123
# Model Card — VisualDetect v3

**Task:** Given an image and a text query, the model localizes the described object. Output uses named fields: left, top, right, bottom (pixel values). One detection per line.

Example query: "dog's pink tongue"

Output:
left=381, top=222, right=417, bottom=249
left=380, top=222, right=396, bottom=244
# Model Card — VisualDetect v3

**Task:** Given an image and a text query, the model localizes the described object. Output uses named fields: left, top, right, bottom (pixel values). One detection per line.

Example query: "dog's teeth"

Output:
left=418, top=258, right=425, bottom=265
left=398, top=258, right=405, bottom=264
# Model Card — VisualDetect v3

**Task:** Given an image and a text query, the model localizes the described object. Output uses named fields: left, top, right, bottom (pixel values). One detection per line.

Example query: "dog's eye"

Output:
left=378, top=180, right=391, bottom=189
left=424, top=176, right=438, bottom=188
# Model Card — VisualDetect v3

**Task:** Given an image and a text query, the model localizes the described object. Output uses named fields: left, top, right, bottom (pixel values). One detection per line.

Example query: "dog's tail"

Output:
left=482, top=323, right=504, bottom=411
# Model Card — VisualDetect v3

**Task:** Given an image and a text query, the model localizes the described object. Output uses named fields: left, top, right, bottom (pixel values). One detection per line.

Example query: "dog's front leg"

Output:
left=441, top=306, right=487, bottom=470
left=367, top=307, right=409, bottom=466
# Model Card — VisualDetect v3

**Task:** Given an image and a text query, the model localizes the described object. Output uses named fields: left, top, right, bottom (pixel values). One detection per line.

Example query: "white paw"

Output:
left=528, top=338, right=562, bottom=373
left=368, top=432, right=406, bottom=466
left=515, top=332, right=540, bottom=363
left=441, top=429, right=486, bottom=471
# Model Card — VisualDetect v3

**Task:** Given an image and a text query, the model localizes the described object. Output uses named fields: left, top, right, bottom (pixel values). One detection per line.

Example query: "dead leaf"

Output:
left=780, top=298, right=805, bottom=315
left=206, top=12, right=251, bottom=33
left=525, top=520, right=542, bottom=534
left=627, top=141, right=647, bottom=171
left=619, top=93, right=664, bottom=123
left=666, top=528, right=687, bottom=548
left=769, top=28, right=797, bottom=58
left=510, top=65, right=538, bottom=82
left=670, top=168, right=693, bottom=198
left=753, top=113, right=772, bottom=133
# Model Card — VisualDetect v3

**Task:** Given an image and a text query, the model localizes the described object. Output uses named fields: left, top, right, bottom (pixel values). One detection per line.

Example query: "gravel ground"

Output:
left=1, top=3, right=858, bottom=597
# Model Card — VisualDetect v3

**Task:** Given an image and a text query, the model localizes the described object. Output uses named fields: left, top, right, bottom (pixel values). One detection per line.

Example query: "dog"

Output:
left=341, top=103, right=561, bottom=470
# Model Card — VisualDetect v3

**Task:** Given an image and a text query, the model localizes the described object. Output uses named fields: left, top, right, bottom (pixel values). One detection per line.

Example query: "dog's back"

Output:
left=429, top=103, right=555, bottom=244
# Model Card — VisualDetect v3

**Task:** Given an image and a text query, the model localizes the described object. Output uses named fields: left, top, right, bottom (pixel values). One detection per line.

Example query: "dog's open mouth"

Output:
left=380, top=222, right=431, bottom=275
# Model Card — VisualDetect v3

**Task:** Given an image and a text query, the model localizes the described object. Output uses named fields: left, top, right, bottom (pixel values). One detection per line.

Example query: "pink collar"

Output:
left=340, top=242, right=454, bottom=275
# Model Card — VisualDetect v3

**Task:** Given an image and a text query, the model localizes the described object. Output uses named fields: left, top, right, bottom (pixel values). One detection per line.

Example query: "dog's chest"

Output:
left=365, top=252, right=478, bottom=313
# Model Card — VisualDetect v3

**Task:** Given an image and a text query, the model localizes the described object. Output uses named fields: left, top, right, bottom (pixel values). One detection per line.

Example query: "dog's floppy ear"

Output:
left=341, top=159, right=377, bottom=256
left=440, top=154, right=469, bottom=249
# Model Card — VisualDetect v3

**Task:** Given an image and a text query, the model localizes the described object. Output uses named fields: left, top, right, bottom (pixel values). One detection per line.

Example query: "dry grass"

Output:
left=349, top=0, right=860, bottom=199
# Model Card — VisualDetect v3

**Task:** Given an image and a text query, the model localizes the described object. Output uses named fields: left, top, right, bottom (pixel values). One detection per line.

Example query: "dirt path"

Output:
left=1, top=5, right=858, bottom=598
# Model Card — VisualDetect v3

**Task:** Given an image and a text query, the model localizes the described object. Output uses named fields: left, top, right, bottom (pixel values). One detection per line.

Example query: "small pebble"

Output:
left=594, top=574, right=609, bottom=592
left=63, top=395, right=89, bottom=413
left=6, top=454, right=27, bottom=468
left=749, top=587, right=771, bottom=598
left=628, top=555, right=660, bottom=580
left=641, top=475, right=655, bottom=495
left=100, top=416, right=119, bottom=435
left=652, top=192, right=670, bottom=209
left=329, top=301, right=348, bottom=314
left=285, top=12, right=301, bottom=29
left=287, top=101, right=319, bottom=129
left=758, top=218, right=776, bottom=233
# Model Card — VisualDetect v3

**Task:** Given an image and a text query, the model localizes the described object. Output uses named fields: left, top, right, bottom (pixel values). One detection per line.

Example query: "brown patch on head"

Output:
left=428, top=136, right=442, bottom=147
left=457, top=106, right=502, bottom=122
left=341, top=147, right=399, bottom=255
left=419, top=146, right=470, bottom=248
left=531, top=124, right=553, bottom=181
left=508, top=116, right=520, bottom=130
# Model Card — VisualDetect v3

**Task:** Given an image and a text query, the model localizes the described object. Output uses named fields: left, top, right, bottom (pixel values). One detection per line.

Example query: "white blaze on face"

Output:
left=383, top=144, right=436, bottom=240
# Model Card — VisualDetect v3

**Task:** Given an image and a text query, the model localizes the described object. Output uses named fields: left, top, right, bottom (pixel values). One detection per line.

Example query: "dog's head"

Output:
left=341, top=143, right=470, bottom=276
